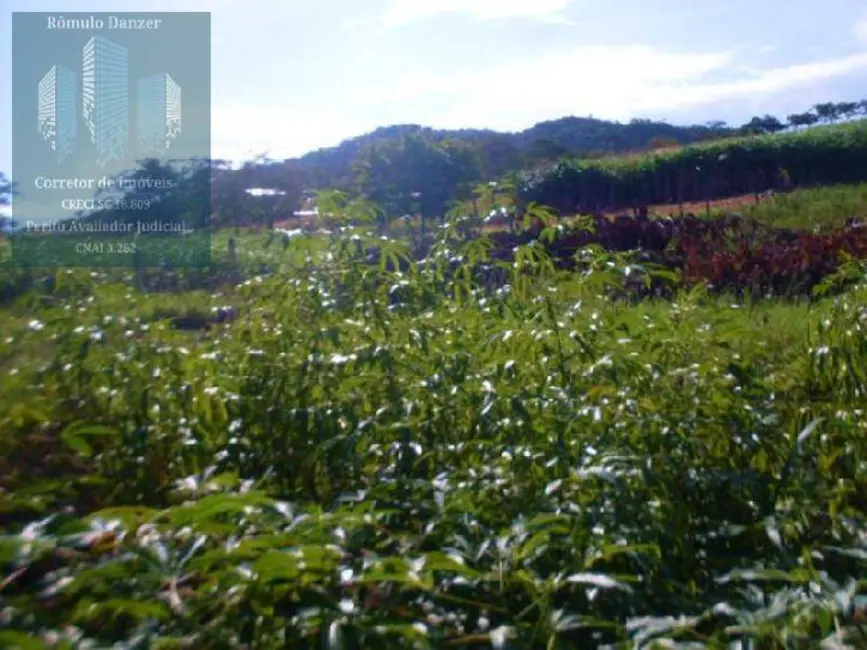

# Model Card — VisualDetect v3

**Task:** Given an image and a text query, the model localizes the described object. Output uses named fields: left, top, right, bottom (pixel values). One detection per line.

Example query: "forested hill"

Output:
left=292, top=117, right=730, bottom=189
left=26, top=102, right=859, bottom=231
left=214, top=116, right=732, bottom=225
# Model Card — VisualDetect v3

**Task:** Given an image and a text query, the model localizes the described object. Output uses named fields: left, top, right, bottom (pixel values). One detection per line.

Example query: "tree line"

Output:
left=285, top=97, right=867, bottom=222
left=739, top=100, right=867, bottom=136
left=2, top=98, right=866, bottom=233
left=520, top=121, right=867, bottom=216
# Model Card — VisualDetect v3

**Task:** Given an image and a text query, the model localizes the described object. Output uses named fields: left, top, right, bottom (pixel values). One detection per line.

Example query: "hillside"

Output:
left=291, top=116, right=730, bottom=189
left=9, top=102, right=862, bottom=233
left=202, top=116, right=731, bottom=228
left=520, top=120, right=867, bottom=216
left=201, top=100, right=863, bottom=229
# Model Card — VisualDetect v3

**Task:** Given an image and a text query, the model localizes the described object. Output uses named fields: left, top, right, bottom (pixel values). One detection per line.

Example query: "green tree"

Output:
left=210, top=160, right=252, bottom=231
left=787, top=112, right=819, bottom=130
left=835, top=101, right=860, bottom=122
left=740, top=116, right=766, bottom=135
left=473, top=134, right=525, bottom=179
left=813, top=102, right=839, bottom=123
left=737, top=114, right=784, bottom=136
left=352, top=133, right=483, bottom=225
left=698, top=120, right=729, bottom=141
left=740, top=115, right=784, bottom=135
left=526, top=137, right=571, bottom=162
left=760, top=115, right=786, bottom=134
left=243, top=157, right=305, bottom=222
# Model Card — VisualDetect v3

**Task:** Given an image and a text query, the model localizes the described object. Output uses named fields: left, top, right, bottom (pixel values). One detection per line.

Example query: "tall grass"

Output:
left=741, top=183, right=867, bottom=230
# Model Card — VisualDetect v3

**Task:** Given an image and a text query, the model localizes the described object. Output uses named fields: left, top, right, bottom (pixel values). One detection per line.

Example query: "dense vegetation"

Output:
left=488, top=214, right=867, bottom=299
left=2, top=180, right=867, bottom=647
left=6, top=101, right=865, bottom=234
left=194, top=118, right=729, bottom=232
left=283, top=99, right=867, bottom=219
left=3, top=99, right=867, bottom=648
left=295, top=118, right=731, bottom=192
left=521, top=122, right=867, bottom=216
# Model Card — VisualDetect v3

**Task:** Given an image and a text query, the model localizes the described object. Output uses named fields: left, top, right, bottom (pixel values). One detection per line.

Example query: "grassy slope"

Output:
left=740, top=183, right=867, bottom=229
left=581, top=120, right=867, bottom=170
left=592, top=182, right=867, bottom=229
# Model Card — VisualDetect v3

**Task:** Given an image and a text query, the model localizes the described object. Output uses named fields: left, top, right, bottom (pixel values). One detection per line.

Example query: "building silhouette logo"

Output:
left=138, top=73, right=182, bottom=154
left=82, top=36, right=129, bottom=168
left=38, top=65, right=78, bottom=163
left=38, top=35, right=182, bottom=168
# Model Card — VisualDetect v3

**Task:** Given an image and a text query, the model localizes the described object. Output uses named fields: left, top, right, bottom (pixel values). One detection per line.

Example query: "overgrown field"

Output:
left=520, top=121, right=867, bottom=215
left=2, top=207, right=867, bottom=649
left=596, top=182, right=867, bottom=229
left=472, top=182, right=867, bottom=299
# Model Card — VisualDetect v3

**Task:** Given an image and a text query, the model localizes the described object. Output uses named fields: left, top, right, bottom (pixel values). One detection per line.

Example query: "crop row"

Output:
left=518, top=121, right=867, bottom=214
left=486, top=213, right=867, bottom=296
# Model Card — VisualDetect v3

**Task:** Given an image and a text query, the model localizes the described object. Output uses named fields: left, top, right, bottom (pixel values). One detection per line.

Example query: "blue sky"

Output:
left=2, top=0, right=867, bottom=175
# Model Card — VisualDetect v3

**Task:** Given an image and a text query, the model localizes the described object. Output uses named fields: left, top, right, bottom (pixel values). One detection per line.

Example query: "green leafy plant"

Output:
left=1, top=194, right=867, bottom=649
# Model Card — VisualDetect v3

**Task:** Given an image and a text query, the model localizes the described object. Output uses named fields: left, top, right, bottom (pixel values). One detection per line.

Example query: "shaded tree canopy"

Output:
left=351, top=133, right=483, bottom=219
left=813, top=102, right=840, bottom=123
left=788, top=112, right=820, bottom=129
left=740, top=115, right=786, bottom=135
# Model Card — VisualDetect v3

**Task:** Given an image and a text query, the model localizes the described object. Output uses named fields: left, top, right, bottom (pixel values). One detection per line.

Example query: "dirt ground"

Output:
left=270, top=192, right=772, bottom=233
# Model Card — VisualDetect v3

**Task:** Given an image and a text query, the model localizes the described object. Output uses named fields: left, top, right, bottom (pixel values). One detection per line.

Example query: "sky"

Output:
left=1, top=0, right=867, bottom=177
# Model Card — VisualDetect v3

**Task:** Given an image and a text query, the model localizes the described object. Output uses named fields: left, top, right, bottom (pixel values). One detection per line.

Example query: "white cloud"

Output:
left=658, top=52, right=867, bottom=110
left=357, top=45, right=735, bottom=129
left=209, top=45, right=867, bottom=162
left=401, top=45, right=731, bottom=104
left=211, top=105, right=373, bottom=165
left=379, top=0, right=578, bottom=27
left=359, top=47, right=867, bottom=132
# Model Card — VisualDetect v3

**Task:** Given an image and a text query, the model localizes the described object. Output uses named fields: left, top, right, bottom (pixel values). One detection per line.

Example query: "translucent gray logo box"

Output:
left=10, top=12, right=211, bottom=268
